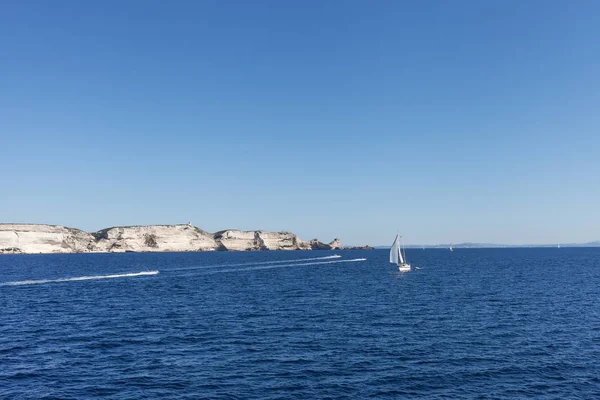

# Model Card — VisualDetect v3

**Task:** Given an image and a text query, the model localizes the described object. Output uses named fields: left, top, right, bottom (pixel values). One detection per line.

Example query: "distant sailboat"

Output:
left=449, top=243, right=454, bottom=252
left=557, top=244, right=561, bottom=249
left=390, top=234, right=411, bottom=272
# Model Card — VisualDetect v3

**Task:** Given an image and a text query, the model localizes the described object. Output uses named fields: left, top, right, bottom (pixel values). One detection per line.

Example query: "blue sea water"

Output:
left=1, top=248, right=599, bottom=399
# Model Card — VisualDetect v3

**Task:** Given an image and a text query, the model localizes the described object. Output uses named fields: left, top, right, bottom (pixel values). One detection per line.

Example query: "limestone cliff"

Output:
left=92, top=224, right=217, bottom=253
left=0, top=224, right=95, bottom=254
left=343, top=245, right=374, bottom=250
left=213, top=230, right=312, bottom=251
left=0, top=223, right=343, bottom=254
left=259, top=231, right=313, bottom=251
left=309, top=238, right=342, bottom=250
left=327, top=238, right=342, bottom=250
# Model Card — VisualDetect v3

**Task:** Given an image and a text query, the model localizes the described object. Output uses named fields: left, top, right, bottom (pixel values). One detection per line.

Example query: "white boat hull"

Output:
left=398, top=263, right=411, bottom=272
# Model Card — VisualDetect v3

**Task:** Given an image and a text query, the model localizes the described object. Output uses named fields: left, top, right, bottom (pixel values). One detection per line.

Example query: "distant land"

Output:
left=0, top=223, right=346, bottom=255
left=375, top=241, right=600, bottom=249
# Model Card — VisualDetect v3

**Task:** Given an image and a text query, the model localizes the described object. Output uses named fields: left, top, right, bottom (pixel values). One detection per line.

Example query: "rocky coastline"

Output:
left=0, top=223, right=343, bottom=255
left=343, top=245, right=374, bottom=250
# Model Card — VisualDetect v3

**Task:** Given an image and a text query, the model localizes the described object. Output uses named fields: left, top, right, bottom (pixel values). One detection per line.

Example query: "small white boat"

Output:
left=449, top=243, right=453, bottom=252
left=557, top=244, right=561, bottom=249
left=390, top=234, right=410, bottom=272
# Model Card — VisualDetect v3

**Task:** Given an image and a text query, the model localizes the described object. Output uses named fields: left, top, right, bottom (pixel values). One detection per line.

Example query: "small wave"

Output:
left=208, top=258, right=367, bottom=274
left=1, top=271, right=159, bottom=287
left=168, top=254, right=342, bottom=272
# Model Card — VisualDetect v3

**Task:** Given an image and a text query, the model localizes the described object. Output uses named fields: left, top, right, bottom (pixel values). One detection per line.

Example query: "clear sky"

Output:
left=2, top=1, right=599, bottom=246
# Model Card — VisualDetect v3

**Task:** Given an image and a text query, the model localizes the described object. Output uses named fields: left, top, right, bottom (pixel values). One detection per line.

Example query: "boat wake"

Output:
left=1, top=270, right=159, bottom=287
left=1, top=255, right=356, bottom=286
left=207, top=258, right=367, bottom=274
left=168, top=254, right=342, bottom=272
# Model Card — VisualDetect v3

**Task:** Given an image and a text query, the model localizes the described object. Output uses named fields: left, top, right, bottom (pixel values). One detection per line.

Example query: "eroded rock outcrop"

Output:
left=0, top=223, right=343, bottom=254
left=259, top=231, right=313, bottom=251
left=343, top=245, right=374, bottom=250
left=92, top=224, right=218, bottom=253
left=213, top=230, right=264, bottom=251
left=309, top=238, right=342, bottom=250
left=0, top=224, right=95, bottom=254
left=328, top=238, right=342, bottom=250
left=213, top=230, right=312, bottom=251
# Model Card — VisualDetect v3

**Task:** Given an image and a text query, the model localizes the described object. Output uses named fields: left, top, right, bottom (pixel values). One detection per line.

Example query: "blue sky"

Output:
left=1, top=1, right=599, bottom=245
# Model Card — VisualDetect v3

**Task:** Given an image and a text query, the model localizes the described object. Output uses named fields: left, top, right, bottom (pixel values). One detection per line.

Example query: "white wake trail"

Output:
left=168, top=254, right=342, bottom=272
left=207, top=258, right=367, bottom=274
left=1, top=271, right=159, bottom=286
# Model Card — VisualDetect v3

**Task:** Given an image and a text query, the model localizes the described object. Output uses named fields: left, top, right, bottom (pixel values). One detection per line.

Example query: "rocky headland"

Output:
left=343, top=245, right=374, bottom=250
left=0, top=223, right=343, bottom=254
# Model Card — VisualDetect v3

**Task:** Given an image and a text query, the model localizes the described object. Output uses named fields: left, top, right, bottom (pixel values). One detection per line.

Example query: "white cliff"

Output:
left=0, top=223, right=343, bottom=254
left=213, top=230, right=313, bottom=251
left=213, top=230, right=261, bottom=251
left=307, top=238, right=342, bottom=250
left=93, top=224, right=218, bottom=253
left=328, top=238, right=342, bottom=250
left=258, top=231, right=312, bottom=250
left=0, top=224, right=95, bottom=254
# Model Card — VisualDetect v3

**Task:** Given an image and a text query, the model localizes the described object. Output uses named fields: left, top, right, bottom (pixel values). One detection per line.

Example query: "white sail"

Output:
left=390, top=234, right=404, bottom=265
left=390, top=235, right=399, bottom=264
left=399, top=244, right=404, bottom=264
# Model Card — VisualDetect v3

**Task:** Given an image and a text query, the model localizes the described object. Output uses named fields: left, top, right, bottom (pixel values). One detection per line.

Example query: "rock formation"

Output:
left=92, top=224, right=218, bottom=253
left=309, top=238, right=341, bottom=250
left=0, top=224, right=95, bottom=254
left=327, top=238, right=342, bottom=250
left=343, top=245, right=374, bottom=250
left=0, top=223, right=345, bottom=254
left=213, top=230, right=312, bottom=251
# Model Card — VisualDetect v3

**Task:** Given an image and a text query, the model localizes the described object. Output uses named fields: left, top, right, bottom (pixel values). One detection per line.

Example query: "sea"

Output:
left=1, top=248, right=599, bottom=399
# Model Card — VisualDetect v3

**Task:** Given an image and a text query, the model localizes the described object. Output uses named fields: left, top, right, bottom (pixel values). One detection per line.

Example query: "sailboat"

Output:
left=449, top=243, right=453, bottom=252
left=390, top=234, right=411, bottom=272
left=557, top=244, right=561, bottom=249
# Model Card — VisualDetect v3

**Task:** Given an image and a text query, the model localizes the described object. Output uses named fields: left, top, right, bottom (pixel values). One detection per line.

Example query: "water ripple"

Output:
left=1, top=249, right=599, bottom=398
